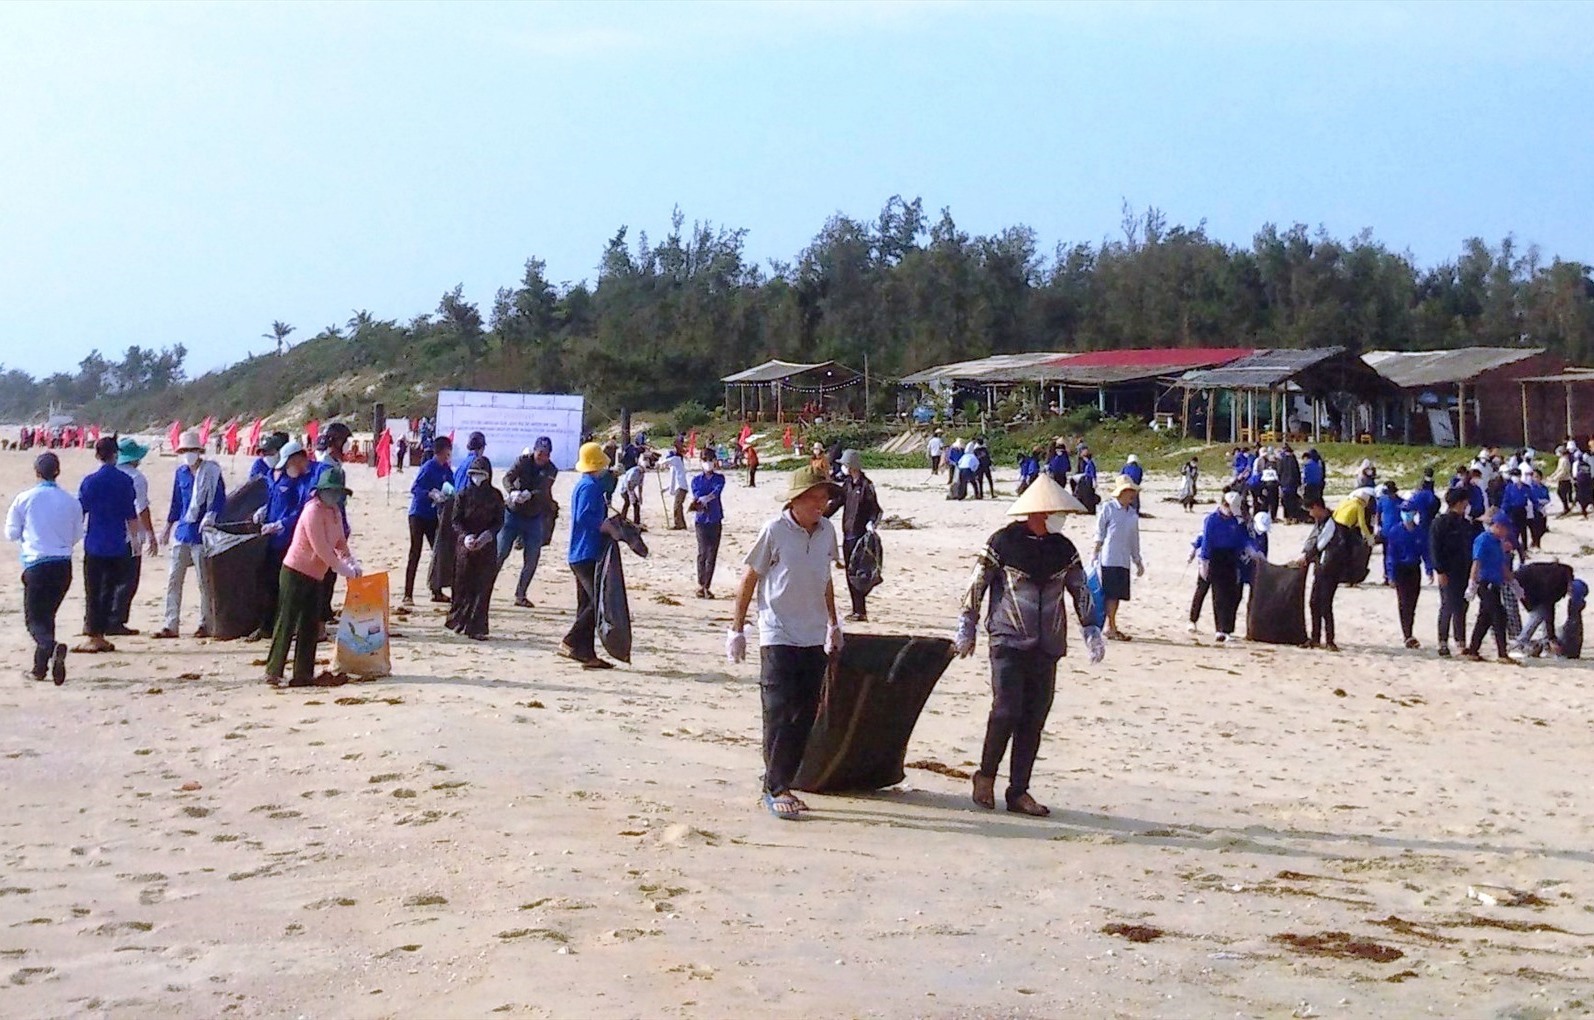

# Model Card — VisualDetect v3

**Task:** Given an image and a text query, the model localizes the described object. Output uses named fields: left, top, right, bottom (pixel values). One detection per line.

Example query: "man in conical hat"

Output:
left=952, top=474, right=1103, bottom=817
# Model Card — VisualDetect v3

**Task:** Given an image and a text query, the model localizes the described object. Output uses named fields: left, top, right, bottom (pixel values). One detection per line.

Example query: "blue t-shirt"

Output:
left=1123, top=463, right=1144, bottom=485
left=1472, top=532, right=1508, bottom=584
left=1407, top=487, right=1440, bottom=528
left=690, top=471, right=726, bottom=526
left=1018, top=455, right=1039, bottom=482
left=409, top=458, right=451, bottom=520
left=79, top=462, right=136, bottom=558
left=1200, top=511, right=1253, bottom=556
left=1047, top=452, right=1070, bottom=478
left=266, top=471, right=310, bottom=551
left=1302, top=459, right=1325, bottom=486
left=250, top=457, right=274, bottom=481
left=1080, top=458, right=1097, bottom=482
left=1376, top=494, right=1404, bottom=533
left=1500, top=482, right=1529, bottom=513
left=1388, top=524, right=1426, bottom=567
left=568, top=474, right=607, bottom=565
left=453, top=451, right=480, bottom=492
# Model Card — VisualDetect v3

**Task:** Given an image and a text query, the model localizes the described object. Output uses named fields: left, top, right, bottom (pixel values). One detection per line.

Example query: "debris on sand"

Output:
left=1272, top=931, right=1403, bottom=962
left=906, top=759, right=972, bottom=780
left=878, top=515, right=918, bottom=530
left=1102, top=922, right=1165, bottom=943
left=1467, top=884, right=1546, bottom=908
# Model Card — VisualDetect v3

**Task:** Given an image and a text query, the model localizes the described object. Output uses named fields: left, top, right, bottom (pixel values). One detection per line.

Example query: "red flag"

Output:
left=89, top=425, right=101, bottom=446
left=168, top=420, right=182, bottom=451
left=782, top=425, right=793, bottom=450
left=224, top=420, right=241, bottom=456
left=306, top=419, right=320, bottom=449
left=374, top=429, right=393, bottom=479
left=686, top=429, right=698, bottom=458
left=246, top=418, right=263, bottom=453
left=198, top=416, right=214, bottom=446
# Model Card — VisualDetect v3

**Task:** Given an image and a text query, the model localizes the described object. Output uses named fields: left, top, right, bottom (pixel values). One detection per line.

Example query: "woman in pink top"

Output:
left=266, top=466, right=361, bottom=687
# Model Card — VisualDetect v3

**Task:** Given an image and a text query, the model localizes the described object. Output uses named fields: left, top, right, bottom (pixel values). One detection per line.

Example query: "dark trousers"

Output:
left=1303, top=482, right=1323, bottom=510
left=759, top=643, right=827, bottom=796
left=23, top=560, right=71, bottom=676
left=671, top=490, right=687, bottom=530
left=929, top=454, right=941, bottom=475
left=842, top=534, right=868, bottom=617
left=1509, top=508, right=1529, bottom=557
left=82, top=554, right=126, bottom=636
left=620, top=490, right=642, bottom=525
left=319, top=570, right=337, bottom=623
left=404, top=515, right=439, bottom=599
left=1393, top=562, right=1422, bottom=639
left=1559, top=479, right=1574, bottom=514
left=747, top=464, right=757, bottom=488
left=695, top=523, right=721, bottom=590
left=1310, top=567, right=1340, bottom=645
left=976, top=465, right=994, bottom=499
left=1438, top=572, right=1469, bottom=646
left=258, top=545, right=286, bottom=633
left=1208, top=550, right=1243, bottom=635
left=267, top=567, right=321, bottom=681
left=1468, top=582, right=1510, bottom=657
left=1282, top=487, right=1302, bottom=523
left=980, top=646, right=1058, bottom=802
left=111, top=552, right=141, bottom=629
left=564, top=560, right=599, bottom=660
left=1189, top=576, right=1210, bottom=624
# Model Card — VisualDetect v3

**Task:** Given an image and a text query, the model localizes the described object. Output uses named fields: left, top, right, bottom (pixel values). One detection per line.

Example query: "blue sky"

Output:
left=1, top=0, right=1590, bottom=378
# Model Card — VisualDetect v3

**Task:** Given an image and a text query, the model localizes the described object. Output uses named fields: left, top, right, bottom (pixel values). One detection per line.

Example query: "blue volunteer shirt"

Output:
left=1377, top=494, right=1404, bottom=533
left=1472, top=531, right=1508, bottom=584
left=1123, top=462, right=1144, bottom=485
left=567, top=474, right=607, bottom=565
left=452, top=451, right=479, bottom=492
left=79, top=462, right=136, bottom=558
left=409, top=457, right=451, bottom=520
left=1200, top=511, right=1254, bottom=556
left=266, top=471, right=310, bottom=552
left=690, top=471, right=726, bottom=526
left=1080, top=458, right=1097, bottom=482
left=1407, top=486, right=1440, bottom=528
left=1047, top=452, right=1070, bottom=477
left=167, top=464, right=225, bottom=546
left=1302, top=459, right=1325, bottom=486
left=305, top=457, right=350, bottom=535
left=1388, top=524, right=1426, bottom=567
left=1500, top=482, right=1529, bottom=514
left=250, top=457, right=275, bottom=481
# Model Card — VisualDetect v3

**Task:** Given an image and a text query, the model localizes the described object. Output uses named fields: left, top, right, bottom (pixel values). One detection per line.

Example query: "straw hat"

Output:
left=575, top=442, right=609, bottom=474
left=176, top=429, right=203, bottom=452
left=783, top=465, right=841, bottom=505
left=1111, top=474, right=1140, bottom=498
left=1007, top=474, right=1087, bottom=516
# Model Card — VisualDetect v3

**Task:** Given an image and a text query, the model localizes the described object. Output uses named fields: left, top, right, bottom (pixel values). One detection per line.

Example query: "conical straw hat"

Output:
left=1008, top=473, right=1087, bottom=516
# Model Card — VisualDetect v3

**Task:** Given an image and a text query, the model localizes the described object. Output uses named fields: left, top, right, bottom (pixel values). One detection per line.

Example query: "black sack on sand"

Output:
left=217, top=476, right=267, bottom=525
left=793, top=634, right=955, bottom=794
left=1246, top=560, right=1308, bottom=646
left=202, top=523, right=269, bottom=641
left=847, top=530, right=883, bottom=594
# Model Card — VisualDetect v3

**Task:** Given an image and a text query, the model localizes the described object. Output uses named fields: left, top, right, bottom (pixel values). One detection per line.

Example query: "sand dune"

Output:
left=3, top=448, right=1592, bottom=1017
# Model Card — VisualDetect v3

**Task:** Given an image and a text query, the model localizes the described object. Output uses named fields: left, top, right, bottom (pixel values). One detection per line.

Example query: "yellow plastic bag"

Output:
left=333, top=571, right=392, bottom=678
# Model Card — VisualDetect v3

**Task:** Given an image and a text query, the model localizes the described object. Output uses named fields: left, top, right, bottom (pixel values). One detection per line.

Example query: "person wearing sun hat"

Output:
left=726, top=465, right=844, bottom=820
left=1092, top=474, right=1144, bottom=642
left=266, top=464, right=361, bottom=686
left=561, top=441, right=619, bottom=669
left=953, top=473, right=1104, bottom=818
left=110, top=436, right=156, bottom=635
left=251, top=432, right=290, bottom=482
left=155, top=428, right=225, bottom=639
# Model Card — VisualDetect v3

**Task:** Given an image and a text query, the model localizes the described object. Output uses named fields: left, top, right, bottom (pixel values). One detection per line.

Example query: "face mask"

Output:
left=468, top=474, right=488, bottom=486
left=182, top=452, right=200, bottom=468
left=1045, top=513, right=1067, bottom=534
left=317, top=491, right=342, bottom=508
left=1401, top=512, right=1418, bottom=526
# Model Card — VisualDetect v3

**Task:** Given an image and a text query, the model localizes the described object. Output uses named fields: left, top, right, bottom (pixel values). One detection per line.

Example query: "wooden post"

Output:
left=1566, top=382, right=1574, bottom=439
left=1181, top=386, right=1192, bottom=439
left=1312, top=397, right=1322, bottom=444
left=1097, top=386, right=1107, bottom=414
left=1521, top=382, right=1531, bottom=448
left=1403, top=396, right=1412, bottom=445
left=1229, top=389, right=1237, bottom=443
left=1205, top=389, right=1214, bottom=443
left=1457, top=383, right=1467, bottom=449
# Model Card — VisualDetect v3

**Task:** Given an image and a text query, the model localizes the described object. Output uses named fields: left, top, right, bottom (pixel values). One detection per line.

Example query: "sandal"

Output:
left=761, top=792, right=803, bottom=821
left=1006, top=792, right=1051, bottom=817
left=1107, top=630, right=1132, bottom=642
left=971, top=772, right=996, bottom=810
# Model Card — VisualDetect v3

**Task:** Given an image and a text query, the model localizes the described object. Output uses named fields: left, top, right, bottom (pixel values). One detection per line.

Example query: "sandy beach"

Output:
left=3, top=447, right=1593, bottom=1019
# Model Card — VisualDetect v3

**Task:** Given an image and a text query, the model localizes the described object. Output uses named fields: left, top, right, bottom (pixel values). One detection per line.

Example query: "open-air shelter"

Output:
left=1361, top=347, right=1557, bottom=447
left=721, top=360, right=863, bottom=422
left=1177, top=347, right=1395, bottom=444
left=1515, top=368, right=1594, bottom=447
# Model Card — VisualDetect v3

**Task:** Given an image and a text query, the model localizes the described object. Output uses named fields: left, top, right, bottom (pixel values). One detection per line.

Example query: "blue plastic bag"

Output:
left=1083, top=569, right=1107, bottom=629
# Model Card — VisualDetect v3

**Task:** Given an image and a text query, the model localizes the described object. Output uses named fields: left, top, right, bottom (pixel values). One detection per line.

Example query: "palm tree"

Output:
left=262, top=321, right=295, bottom=356
left=346, top=309, right=376, bottom=336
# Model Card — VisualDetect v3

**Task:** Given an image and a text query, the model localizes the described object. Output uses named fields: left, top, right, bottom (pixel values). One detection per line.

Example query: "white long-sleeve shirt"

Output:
left=665, top=452, right=688, bottom=493
left=1094, top=498, right=1143, bottom=570
left=6, top=481, right=84, bottom=568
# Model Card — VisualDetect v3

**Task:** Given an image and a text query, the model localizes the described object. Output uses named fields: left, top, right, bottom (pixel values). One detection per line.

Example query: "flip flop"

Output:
left=761, top=792, right=802, bottom=821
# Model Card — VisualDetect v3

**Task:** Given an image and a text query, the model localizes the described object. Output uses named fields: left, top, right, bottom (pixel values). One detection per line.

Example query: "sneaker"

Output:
left=401, top=595, right=415, bottom=607
left=51, top=643, right=67, bottom=685
left=1186, top=622, right=1198, bottom=634
left=1214, top=633, right=1227, bottom=644
left=1404, top=637, right=1420, bottom=650
left=1437, top=644, right=1451, bottom=658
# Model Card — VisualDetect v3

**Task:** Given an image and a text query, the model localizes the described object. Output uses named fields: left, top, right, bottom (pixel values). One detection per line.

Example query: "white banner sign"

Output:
left=434, top=390, right=585, bottom=471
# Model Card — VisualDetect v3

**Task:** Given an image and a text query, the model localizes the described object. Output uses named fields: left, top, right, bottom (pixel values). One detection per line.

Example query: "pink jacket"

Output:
left=283, top=498, right=355, bottom=581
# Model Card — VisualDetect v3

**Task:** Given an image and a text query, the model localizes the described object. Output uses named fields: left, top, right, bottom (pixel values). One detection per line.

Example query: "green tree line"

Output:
left=4, top=198, right=1592, bottom=428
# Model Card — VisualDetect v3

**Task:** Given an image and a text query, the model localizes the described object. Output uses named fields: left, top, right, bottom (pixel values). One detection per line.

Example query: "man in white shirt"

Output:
left=112, top=437, right=157, bottom=635
left=926, top=429, right=944, bottom=477
left=665, top=440, right=689, bottom=530
left=5, top=453, right=82, bottom=684
left=1093, top=475, right=1145, bottom=641
left=727, top=465, right=843, bottom=821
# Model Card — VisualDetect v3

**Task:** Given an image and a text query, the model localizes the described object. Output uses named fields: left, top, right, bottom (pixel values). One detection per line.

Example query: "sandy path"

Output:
left=2, top=449, right=1592, bottom=1018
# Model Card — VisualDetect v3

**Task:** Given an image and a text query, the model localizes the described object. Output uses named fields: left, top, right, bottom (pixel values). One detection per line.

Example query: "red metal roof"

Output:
left=1043, top=348, right=1253, bottom=369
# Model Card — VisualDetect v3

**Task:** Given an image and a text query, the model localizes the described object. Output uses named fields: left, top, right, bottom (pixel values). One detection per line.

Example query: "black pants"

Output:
left=1282, top=488, right=1302, bottom=523
left=759, top=643, right=827, bottom=796
left=620, top=490, right=642, bottom=525
left=1208, top=549, right=1243, bottom=635
left=1438, top=572, right=1469, bottom=646
left=696, top=523, right=721, bottom=590
left=980, top=646, right=1058, bottom=802
left=842, top=534, right=868, bottom=617
left=747, top=464, right=757, bottom=488
left=405, top=515, right=439, bottom=599
left=1558, top=479, right=1574, bottom=514
left=564, top=560, right=599, bottom=660
left=1509, top=508, right=1529, bottom=557
left=258, top=545, right=286, bottom=634
left=1468, top=582, right=1509, bottom=657
left=929, top=454, right=941, bottom=475
left=1310, top=567, right=1340, bottom=645
left=23, top=560, right=71, bottom=676
left=1189, top=576, right=1210, bottom=624
left=976, top=465, right=994, bottom=499
left=82, top=554, right=126, bottom=636
left=1393, top=562, right=1422, bottom=639
left=111, top=551, right=141, bottom=629
left=266, top=567, right=321, bottom=681
left=1303, top=483, right=1323, bottom=510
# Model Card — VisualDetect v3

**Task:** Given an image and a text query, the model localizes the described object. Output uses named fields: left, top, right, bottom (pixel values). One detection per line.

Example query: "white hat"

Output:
left=275, top=440, right=305, bottom=469
left=1127, top=453, right=1139, bottom=465
left=176, top=429, right=203, bottom=452
left=1253, top=510, right=1272, bottom=534
left=1350, top=487, right=1376, bottom=502
left=1359, top=458, right=1373, bottom=470
left=1223, top=491, right=1243, bottom=515
left=1008, top=474, right=1087, bottom=516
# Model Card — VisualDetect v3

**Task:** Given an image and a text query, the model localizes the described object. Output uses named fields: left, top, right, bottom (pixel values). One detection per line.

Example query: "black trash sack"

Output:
left=1246, top=560, right=1307, bottom=646
left=848, top=530, right=883, bottom=595
left=202, top=522, right=269, bottom=641
left=217, top=476, right=267, bottom=525
left=595, top=515, right=648, bottom=663
left=793, top=634, right=955, bottom=794
left=428, top=501, right=457, bottom=594
left=1343, top=533, right=1371, bottom=586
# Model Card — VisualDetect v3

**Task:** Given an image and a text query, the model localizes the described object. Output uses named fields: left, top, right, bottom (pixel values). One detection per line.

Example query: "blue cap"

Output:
left=1491, top=511, right=1512, bottom=527
left=1572, top=579, right=1588, bottom=605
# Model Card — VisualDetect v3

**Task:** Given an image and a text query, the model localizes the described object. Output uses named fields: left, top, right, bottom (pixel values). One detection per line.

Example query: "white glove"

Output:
left=1187, top=548, right=1197, bottom=564
left=1199, top=559, right=1211, bottom=580
left=725, top=627, right=747, bottom=664
left=952, top=616, right=977, bottom=658
left=252, top=507, right=267, bottom=524
left=428, top=489, right=446, bottom=504
left=825, top=621, right=844, bottom=656
left=865, top=519, right=877, bottom=533
left=201, top=512, right=217, bottom=529
left=1465, top=582, right=1478, bottom=603
left=260, top=521, right=284, bottom=536
left=1082, top=625, right=1106, bottom=664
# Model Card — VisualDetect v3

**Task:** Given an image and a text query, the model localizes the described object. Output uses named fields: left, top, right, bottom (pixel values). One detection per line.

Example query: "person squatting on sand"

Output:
left=954, top=475, right=1106, bottom=818
left=726, top=465, right=844, bottom=821
left=266, top=465, right=361, bottom=688
left=6, top=452, right=80, bottom=684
